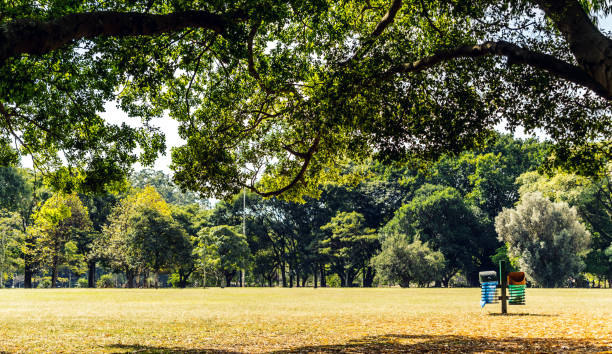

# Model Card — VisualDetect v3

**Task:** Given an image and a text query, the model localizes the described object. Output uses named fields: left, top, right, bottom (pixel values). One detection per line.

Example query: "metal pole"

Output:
left=500, top=260, right=507, bottom=314
left=241, top=189, right=246, bottom=287
left=1, top=231, right=5, bottom=289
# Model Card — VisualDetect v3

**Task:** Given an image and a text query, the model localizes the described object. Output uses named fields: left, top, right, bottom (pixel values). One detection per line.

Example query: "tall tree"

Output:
left=383, top=184, right=493, bottom=286
left=30, top=193, right=92, bottom=287
left=319, top=212, right=379, bottom=287
left=98, top=185, right=172, bottom=287
left=131, top=169, right=206, bottom=207
left=0, top=211, right=24, bottom=287
left=495, top=192, right=591, bottom=287
left=126, top=206, right=190, bottom=288
left=517, top=169, right=612, bottom=284
left=198, top=225, right=250, bottom=287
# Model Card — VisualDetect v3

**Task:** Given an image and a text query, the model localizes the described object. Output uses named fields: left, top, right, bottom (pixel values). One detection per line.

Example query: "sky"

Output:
left=102, top=102, right=184, bottom=173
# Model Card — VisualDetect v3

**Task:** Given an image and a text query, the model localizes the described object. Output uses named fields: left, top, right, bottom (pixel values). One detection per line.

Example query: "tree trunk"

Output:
left=442, top=277, right=450, bottom=288
left=289, top=272, right=294, bottom=288
left=51, top=255, right=59, bottom=288
left=281, top=263, right=287, bottom=287
left=24, top=266, right=33, bottom=288
left=301, top=276, right=307, bottom=287
left=225, top=271, right=234, bottom=287
left=346, top=270, right=356, bottom=287
left=87, top=260, right=96, bottom=288
left=313, top=264, right=318, bottom=289
left=126, top=269, right=135, bottom=288
left=320, top=265, right=326, bottom=287
left=362, top=267, right=366, bottom=287
left=364, top=266, right=375, bottom=287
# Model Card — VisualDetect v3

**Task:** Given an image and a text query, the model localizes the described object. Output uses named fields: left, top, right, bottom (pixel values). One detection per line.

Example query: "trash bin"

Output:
left=479, top=271, right=498, bottom=308
left=507, top=272, right=526, bottom=305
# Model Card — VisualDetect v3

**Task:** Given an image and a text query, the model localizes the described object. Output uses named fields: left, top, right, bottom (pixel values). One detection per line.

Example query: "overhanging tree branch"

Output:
left=531, top=0, right=612, bottom=92
left=370, top=0, right=403, bottom=38
left=341, top=0, right=403, bottom=66
left=385, top=40, right=612, bottom=100
left=244, top=135, right=321, bottom=197
left=0, top=10, right=245, bottom=63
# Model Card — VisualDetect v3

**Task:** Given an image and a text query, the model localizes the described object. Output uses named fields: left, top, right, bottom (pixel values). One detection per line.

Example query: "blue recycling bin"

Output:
left=479, top=271, right=499, bottom=308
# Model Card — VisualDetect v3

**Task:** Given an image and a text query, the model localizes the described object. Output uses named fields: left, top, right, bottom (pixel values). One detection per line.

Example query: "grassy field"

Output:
left=0, top=288, right=610, bottom=353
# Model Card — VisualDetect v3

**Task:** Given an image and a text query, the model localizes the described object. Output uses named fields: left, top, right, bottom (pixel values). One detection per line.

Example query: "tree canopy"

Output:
left=495, top=192, right=591, bottom=287
left=0, top=0, right=611, bottom=198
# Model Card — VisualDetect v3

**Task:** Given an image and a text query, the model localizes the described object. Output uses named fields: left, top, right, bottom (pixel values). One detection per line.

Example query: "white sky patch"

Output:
left=102, top=102, right=185, bottom=173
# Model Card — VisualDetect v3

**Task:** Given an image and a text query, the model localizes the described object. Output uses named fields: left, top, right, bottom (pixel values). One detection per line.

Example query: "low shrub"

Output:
left=96, top=274, right=114, bottom=288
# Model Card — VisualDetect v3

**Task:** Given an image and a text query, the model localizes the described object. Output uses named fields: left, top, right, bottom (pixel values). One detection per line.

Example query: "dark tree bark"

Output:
left=363, top=266, right=375, bottom=288
left=1, top=1, right=612, bottom=101
left=281, top=262, right=287, bottom=287
left=87, top=260, right=96, bottom=288
left=0, top=10, right=245, bottom=64
left=224, top=270, right=235, bottom=287
left=126, top=268, right=135, bottom=288
left=386, top=40, right=611, bottom=100
left=51, top=254, right=59, bottom=288
left=320, top=265, right=326, bottom=287
left=313, top=264, right=318, bottom=289
left=533, top=0, right=612, bottom=94
left=346, top=270, right=356, bottom=287
left=24, top=263, right=33, bottom=288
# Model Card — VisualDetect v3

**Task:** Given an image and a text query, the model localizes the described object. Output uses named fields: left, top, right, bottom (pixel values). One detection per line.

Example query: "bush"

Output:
left=37, top=277, right=51, bottom=288
left=96, top=274, right=114, bottom=288
left=168, top=272, right=182, bottom=288
left=325, top=274, right=341, bottom=287
left=372, top=236, right=445, bottom=288
left=76, top=277, right=89, bottom=288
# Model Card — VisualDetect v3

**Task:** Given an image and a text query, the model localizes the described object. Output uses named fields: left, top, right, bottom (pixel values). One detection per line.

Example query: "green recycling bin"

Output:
left=508, top=272, right=526, bottom=305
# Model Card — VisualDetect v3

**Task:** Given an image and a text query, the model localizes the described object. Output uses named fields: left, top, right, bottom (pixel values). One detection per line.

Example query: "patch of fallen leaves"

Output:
left=0, top=288, right=610, bottom=353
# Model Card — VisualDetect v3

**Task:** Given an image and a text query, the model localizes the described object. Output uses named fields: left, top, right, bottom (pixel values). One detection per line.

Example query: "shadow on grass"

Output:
left=105, top=343, right=239, bottom=353
left=106, top=334, right=610, bottom=353
left=488, top=312, right=558, bottom=317
left=273, top=334, right=610, bottom=353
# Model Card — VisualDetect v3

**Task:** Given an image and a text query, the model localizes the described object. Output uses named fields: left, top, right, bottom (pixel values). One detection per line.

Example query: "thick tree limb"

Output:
left=370, top=0, right=402, bottom=38
left=532, top=0, right=612, bottom=93
left=386, top=40, right=612, bottom=100
left=245, top=135, right=320, bottom=197
left=0, top=10, right=244, bottom=63
left=340, top=0, right=402, bottom=66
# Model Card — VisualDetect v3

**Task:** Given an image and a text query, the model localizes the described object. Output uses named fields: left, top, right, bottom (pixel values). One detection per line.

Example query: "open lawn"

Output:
left=0, top=288, right=610, bottom=353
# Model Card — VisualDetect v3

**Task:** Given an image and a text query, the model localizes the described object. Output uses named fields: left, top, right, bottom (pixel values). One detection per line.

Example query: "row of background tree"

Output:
left=0, top=134, right=610, bottom=289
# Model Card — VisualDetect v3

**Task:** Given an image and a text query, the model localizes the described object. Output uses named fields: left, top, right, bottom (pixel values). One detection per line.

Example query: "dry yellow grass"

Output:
left=0, top=288, right=610, bottom=353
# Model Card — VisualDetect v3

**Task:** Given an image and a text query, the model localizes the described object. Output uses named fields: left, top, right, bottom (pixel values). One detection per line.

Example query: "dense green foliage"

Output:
left=1, top=0, right=611, bottom=200
left=495, top=192, right=591, bottom=287
left=372, top=237, right=445, bottom=287
left=0, top=135, right=610, bottom=289
left=30, top=193, right=92, bottom=287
